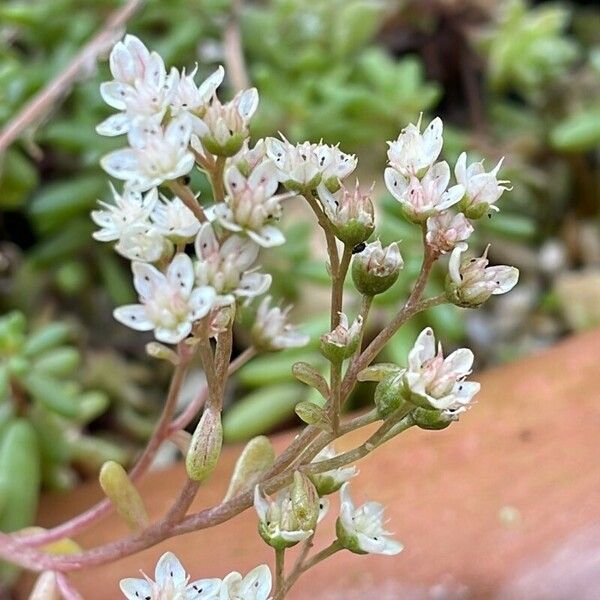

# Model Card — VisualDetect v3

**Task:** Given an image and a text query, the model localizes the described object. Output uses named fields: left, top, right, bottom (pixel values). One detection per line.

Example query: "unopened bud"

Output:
left=374, top=371, right=406, bottom=418
left=224, top=435, right=275, bottom=501
left=99, top=461, right=149, bottom=531
left=185, top=408, right=223, bottom=482
left=145, top=342, right=180, bottom=365
left=291, top=471, right=320, bottom=532
left=352, top=241, right=403, bottom=296
left=412, top=407, right=452, bottom=430
left=320, top=313, right=362, bottom=363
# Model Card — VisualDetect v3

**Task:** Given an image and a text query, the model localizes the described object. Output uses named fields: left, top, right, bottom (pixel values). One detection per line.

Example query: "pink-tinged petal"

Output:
left=248, top=225, right=285, bottom=248
left=167, top=253, right=195, bottom=296
left=189, top=287, right=216, bottom=320
left=155, top=551, right=187, bottom=587
left=221, top=235, right=259, bottom=269
left=195, top=223, right=219, bottom=259
left=100, top=149, right=139, bottom=180
left=442, top=348, right=474, bottom=378
left=186, top=578, right=221, bottom=599
left=224, top=165, right=247, bottom=196
left=113, top=305, right=153, bottom=331
left=237, top=88, right=259, bottom=120
left=384, top=167, right=409, bottom=202
left=423, top=161, right=450, bottom=196
left=100, top=81, right=128, bottom=110
left=96, top=113, right=131, bottom=137
left=119, top=577, right=153, bottom=600
left=248, top=160, right=279, bottom=197
left=132, top=261, right=165, bottom=299
left=487, top=266, right=519, bottom=294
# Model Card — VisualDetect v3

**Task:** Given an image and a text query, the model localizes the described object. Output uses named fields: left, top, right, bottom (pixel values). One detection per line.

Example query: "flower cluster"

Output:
left=120, top=552, right=271, bottom=600
left=92, top=35, right=312, bottom=346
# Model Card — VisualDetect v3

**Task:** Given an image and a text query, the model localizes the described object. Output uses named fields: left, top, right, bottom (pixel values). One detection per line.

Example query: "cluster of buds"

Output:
left=120, top=551, right=271, bottom=600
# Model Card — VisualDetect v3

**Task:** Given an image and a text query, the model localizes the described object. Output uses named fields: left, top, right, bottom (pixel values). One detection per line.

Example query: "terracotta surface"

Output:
left=18, top=329, right=600, bottom=599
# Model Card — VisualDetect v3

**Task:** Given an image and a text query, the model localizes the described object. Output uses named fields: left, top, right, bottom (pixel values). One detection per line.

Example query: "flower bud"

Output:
left=411, top=407, right=452, bottom=430
left=309, top=445, right=357, bottom=496
left=317, top=182, right=375, bottom=246
left=99, top=461, right=149, bottom=532
left=291, top=471, right=320, bottom=532
left=351, top=241, right=403, bottom=296
left=145, top=341, right=180, bottom=364
left=320, top=313, right=362, bottom=363
left=374, top=371, right=406, bottom=418
left=185, top=407, right=223, bottom=482
left=445, top=243, right=519, bottom=307
left=426, top=212, right=473, bottom=255
left=224, top=435, right=275, bottom=502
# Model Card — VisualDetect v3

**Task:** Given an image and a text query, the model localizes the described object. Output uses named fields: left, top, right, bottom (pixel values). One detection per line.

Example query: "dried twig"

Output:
left=0, top=0, right=145, bottom=155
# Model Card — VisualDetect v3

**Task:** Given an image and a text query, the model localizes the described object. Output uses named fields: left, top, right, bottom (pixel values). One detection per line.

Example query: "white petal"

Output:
left=253, top=486, right=269, bottom=521
left=155, top=551, right=187, bottom=587
left=247, top=225, right=285, bottom=248
left=448, top=242, right=467, bottom=285
left=189, top=287, right=216, bottom=320
left=224, top=165, right=247, bottom=197
left=113, top=305, right=154, bottom=331
left=236, top=272, right=271, bottom=297
left=421, top=117, right=443, bottom=165
left=109, top=41, right=135, bottom=82
left=438, top=184, right=465, bottom=211
left=221, top=236, right=259, bottom=270
left=186, top=578, right=221, bottom=599
left=220, top=572, right=242, bottom=599
left=414, top=327, right=436, bottom=361
left=96, top=113, right=130, bottom=137
left=167, top=253, right=195, bottom=296
left=384, top=167, right=409, bottom=202
left=198, top=66, right=225, bottom=101
left=100, top=81, right=128, bottom=110
left=132, top=261, right=165, bottom=299
left=237, top=88, right=259, bottom=120
left=155, top=323, right=191, bottom=344
left=240, top=565, right=271, bottom=599
left=123, top=35, right=151, bottom=78
left=442, top=348, right=474, bottom=378
left=146, top=52, right=166, bottom=88
left=488, top=266, right=519, bottom=294
left=165, top=116, right=192, bottom=150
left=119, top=577, right=152, bottom=600
left=101, top=149, right=140, bottom=180
left=248, top=160, right=279, bottom=197
left=265, top=137, right=287, bottom=168
left=195, top=223, right=219, bottom=259
left=454, top=152, right=467, bottom=186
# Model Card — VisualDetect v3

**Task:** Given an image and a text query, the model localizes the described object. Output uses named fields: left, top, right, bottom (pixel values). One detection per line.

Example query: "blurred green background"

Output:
left=0, top=0, right=598, bottom=584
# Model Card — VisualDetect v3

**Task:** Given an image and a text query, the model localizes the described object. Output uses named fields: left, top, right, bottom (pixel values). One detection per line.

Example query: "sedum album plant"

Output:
left=0, top=35, right=518, bottom=598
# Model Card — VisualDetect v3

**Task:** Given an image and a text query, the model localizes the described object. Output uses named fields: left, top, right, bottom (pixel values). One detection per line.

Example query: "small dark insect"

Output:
left=352, top=242, right=366, bottom=254
left=182, top=175, right=191, bottom=185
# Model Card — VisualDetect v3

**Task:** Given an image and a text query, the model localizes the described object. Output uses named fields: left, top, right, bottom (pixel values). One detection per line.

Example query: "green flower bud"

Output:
left=186, top=408, right=223, bottom=483
left=352, top=241, right=403, bottom=296
left=291, top=471, right=320, bottom=532
left=320, top=314, right=362, bottom=363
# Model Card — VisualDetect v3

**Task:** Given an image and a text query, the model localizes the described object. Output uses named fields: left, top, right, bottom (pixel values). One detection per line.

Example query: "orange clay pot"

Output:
left=18, top=328, right=600, bottom=599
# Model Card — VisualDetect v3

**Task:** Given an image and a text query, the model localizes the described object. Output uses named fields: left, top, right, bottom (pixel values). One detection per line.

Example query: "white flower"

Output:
left=317, top=181, right=374, bottom=246
left=386, top=116, right=443, bottom=176
left=114, top=254, right=216, bottom=344
left=230, top=140, right=268, bottom=176
left=193, top=88, right=259, bottom=157
left=454, top=152, right=511, bottom=217
left=403, top=327, right=480, bottom=417
left=114, top=223, right=169, bottom=263
left=97, top=35, right=177, bottom=136
left=426, top=211, right=474, bottom=254
left=309, top=444, right=357, bottom=495
left=336, top=483, right=403, bottom=556
left=211, top=161, right=293, bottom=247
left=151, top=195, right=202, bottom=241
left=351, top=240, right=403, bottom=296
left=320, top=313, right=363, bottom=362
left=91, top=184, right=158, bottom=242
left=194, top=223, right=271, bottom=305
left=447, top=242, right=519, bottom=306
left=384, top=161, right=464, bottom=223
left=219, top=565, right=271, bottom=600
left=253, top=486, right=315, bottom=548
left=251, top=296, right=309, bottom=351
left=266, top=138, right=321, bottom=189
left=101, top=116, right=194, bottom=192
left=170, top=65, right=225, bottom=120
left=315, top=144, right=357, bottom=187
left=120, top=551, right=221, bottom=600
